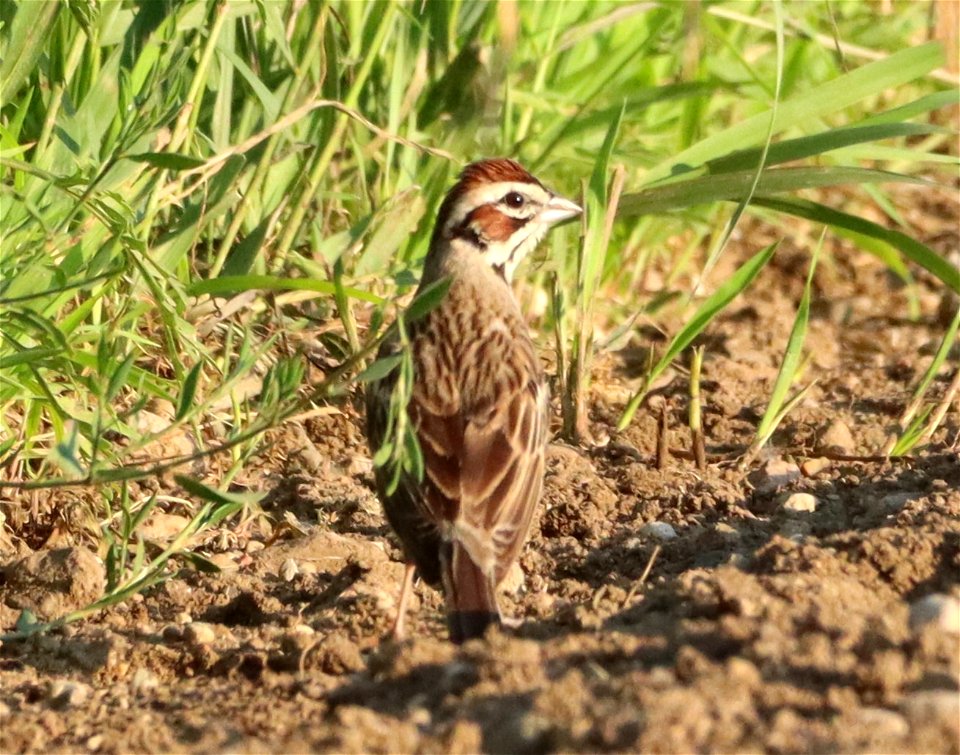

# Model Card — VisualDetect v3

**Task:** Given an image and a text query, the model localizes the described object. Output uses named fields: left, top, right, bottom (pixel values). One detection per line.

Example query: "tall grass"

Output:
left=0, top=1, right=956, bottom=622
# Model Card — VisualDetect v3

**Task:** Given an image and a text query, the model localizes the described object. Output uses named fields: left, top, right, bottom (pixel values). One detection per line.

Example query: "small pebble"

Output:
left=854, top=707, right=909, bottom=738
left=183, top=621, right=217, bottom=646
left=130, top=668, right=159, bottom=695
left=749, top=458, right=801, bottom=494
left=725, top=657, right=761, bottom=688
left=900, top=690, right=960, bottom=728
left=878, top=492, right=918, bottom=513
left=800, top=457, right=831, bottom=476
left=280, top=558, right=299, bottom=582
left=725, top=552, right=749, bottom=568
left=819, top=419, right=855, bottom=454
left=206, top=552, right=240, bottom=571
left=779, top=519, right=810, bottom=541
left=49, top=680, right=91, bottom=708
left=909, top=594, right=960, bottom=635
left=86, top=734, right=104, bottom=752
left=161, top=624, right=184, bottom=643
left=714, top=522, right=740, bottom=539
left=641, top=521, right=678, bottom=541
left=409, top=707, right=431, bottom=727
left=781, top=492, right=819, bottom=513
left=517, top=712, right=553, bottom=750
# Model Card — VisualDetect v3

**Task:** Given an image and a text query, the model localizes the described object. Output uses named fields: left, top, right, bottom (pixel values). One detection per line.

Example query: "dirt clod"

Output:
left=819, top=418, right=857, bottom=454
left=0, top=547, right=105, bottom=623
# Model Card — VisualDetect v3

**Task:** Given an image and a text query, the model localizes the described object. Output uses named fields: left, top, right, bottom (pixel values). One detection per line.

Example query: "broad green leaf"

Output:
left=858, top=91, right=960, bottom=127
left=221, top=213, right=271, bottom=277
left=372, top=440, right=394, bottom=467
left=154, top=155, right=246, bottom=272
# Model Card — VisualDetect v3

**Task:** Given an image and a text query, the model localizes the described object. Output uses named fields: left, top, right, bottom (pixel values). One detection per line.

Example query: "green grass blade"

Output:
left=753, top=231, right=824, bottom=447
left=619, top=167, right=927, bottom=217
left=706, top=123, right=942, bottom=174
left=618, top=241, right=778, bottom=430
left=642, top=42, right=945, bottom=183
left=0, top=1, right=61, bottom=103
left=752, top=197, right=960, bottom=292
left=186, top=275, right=382, bottom=303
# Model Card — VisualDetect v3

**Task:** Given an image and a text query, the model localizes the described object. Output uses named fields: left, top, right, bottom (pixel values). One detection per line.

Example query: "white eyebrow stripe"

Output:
left=445, top=181, right=551, bottom=229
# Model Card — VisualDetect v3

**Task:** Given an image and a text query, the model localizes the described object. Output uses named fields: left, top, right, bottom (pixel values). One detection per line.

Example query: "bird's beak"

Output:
left=539, top=194, right=582, bottom=226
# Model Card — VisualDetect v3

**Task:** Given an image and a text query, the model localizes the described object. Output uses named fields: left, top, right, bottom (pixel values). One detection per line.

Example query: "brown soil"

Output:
left=1, top=205, right=959, bottom=753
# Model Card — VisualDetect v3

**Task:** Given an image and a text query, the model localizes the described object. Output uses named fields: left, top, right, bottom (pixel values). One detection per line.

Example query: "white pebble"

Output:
left=49, top=680, right=91, bottom=708
left=280, top=558, right=299, bottom=582
left=641, top=522, right=678, bottom=541
left=781, top=492, right=818, bottom=513
left=909, top=594, right=960, bottom=635
left=854, top=707, right=909, bottom=738
left=900, top=690, right=960, bottom=727
left=130, top=668, right=158, bottom=695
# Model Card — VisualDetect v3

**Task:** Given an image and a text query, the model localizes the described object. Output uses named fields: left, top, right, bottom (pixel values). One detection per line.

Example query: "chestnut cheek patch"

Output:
left=462, top=205, right=530, bottom=245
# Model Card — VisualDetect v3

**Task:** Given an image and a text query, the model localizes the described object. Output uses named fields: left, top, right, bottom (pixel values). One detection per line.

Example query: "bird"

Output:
left=365, top=158, right=581, bottom=643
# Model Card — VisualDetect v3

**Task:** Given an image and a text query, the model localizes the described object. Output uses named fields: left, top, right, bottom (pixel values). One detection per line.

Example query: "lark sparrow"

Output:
left=365, top=159, right=581, bottom=643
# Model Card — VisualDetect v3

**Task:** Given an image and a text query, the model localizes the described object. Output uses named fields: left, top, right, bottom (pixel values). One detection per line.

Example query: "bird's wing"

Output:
left=458, top=375, right=547, bottom=583
left=415, top=307, right=546, bottom=579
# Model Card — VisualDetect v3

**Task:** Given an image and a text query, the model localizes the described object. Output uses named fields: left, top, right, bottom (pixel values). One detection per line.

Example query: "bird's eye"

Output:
left=503, top=192, right=525, bottom=208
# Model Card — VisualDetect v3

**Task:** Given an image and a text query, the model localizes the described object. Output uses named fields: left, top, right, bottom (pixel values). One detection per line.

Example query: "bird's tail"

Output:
left=441, top=540, right=500, bottom=644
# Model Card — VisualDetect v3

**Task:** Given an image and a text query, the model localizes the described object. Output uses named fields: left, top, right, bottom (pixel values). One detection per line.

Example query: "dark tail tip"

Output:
left=448, top=610, right=501, bottom=644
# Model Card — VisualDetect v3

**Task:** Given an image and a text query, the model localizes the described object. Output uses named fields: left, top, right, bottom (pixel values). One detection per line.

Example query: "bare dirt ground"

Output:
left=1, top=192, right=958, bottom=753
